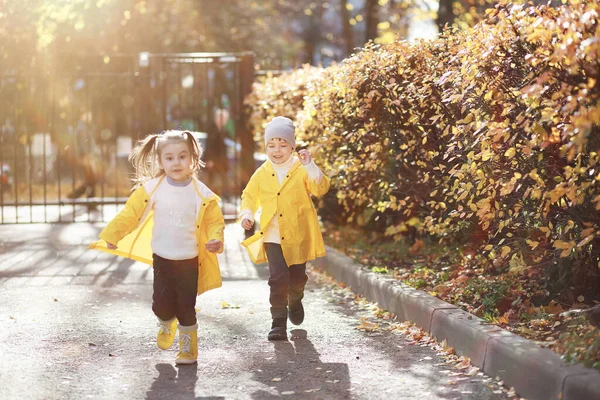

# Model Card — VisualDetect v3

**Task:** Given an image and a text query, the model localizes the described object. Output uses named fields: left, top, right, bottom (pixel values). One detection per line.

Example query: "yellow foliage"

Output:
left=247, top=1, right=600, bottom=279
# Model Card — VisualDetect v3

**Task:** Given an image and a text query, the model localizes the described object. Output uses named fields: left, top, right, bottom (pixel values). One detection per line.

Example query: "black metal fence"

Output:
left=0, top=52, right=255, bottom=223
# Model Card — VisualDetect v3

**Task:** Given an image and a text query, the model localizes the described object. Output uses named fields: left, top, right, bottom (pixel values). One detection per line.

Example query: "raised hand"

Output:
left=298, top=149, right=312, bottom=165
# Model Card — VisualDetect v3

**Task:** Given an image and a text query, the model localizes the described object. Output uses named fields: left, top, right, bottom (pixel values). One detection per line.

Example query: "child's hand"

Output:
left=106, top=242, right=117, bottom=250
left=298, top=149, right=312, bottom=165
left=241, top=218, right=254, bottom=230
left=205, top=239, right=223, bottom=253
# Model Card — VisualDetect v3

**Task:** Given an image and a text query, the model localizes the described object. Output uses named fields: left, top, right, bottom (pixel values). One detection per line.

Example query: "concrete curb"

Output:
left=312, top=246, right=600, bottom=400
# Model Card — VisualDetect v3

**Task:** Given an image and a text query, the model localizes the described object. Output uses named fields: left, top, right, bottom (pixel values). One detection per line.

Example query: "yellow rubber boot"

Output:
left=156, top=317, right=178, bottom=350
left=175, top=323, right=198, bottom=365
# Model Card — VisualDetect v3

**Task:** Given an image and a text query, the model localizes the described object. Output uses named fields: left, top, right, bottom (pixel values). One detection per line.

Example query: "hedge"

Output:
left=246, top=1, right=600, bottom=293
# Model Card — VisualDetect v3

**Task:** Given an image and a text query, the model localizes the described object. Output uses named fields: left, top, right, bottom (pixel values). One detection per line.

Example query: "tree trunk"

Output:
left=436, top=0, right=455, bottom=33
left=339, top=0, right=355, bottom=57
left=364, top=0, right=379, bottom=44
left=303, top=4, right=324, bottom=65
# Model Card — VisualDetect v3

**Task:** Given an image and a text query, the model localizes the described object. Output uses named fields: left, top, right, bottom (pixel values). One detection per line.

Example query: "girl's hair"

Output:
left=129, top=130, right=205, bottom=186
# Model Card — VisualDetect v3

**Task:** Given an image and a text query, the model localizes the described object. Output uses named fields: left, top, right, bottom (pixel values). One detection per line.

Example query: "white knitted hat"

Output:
left=264, top=116, right=296, bottom=148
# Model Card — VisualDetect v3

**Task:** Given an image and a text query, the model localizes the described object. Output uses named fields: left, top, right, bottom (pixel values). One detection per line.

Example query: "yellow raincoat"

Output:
left=241, top=160, right=330, bottom=265
left=89, top=175, right=224, bottom=295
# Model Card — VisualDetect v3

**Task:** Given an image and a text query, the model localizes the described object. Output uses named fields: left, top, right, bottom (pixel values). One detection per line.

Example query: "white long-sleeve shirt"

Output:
left=151, top=177, right=198, bottom=260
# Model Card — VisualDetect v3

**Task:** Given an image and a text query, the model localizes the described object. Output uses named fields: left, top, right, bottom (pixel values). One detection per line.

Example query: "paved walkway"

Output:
left=0, top=220, right=512, bottom=399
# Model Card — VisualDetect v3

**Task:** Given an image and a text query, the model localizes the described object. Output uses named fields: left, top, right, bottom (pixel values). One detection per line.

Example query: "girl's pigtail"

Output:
left=183, top=131, right=205, bottom=173
left=129, top=134, right=161, bottom=186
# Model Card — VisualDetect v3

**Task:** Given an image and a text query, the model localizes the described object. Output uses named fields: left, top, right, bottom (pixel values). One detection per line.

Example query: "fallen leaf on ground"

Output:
left=356, top=317, right=380, bottom=332
left=221, top=301, right=241, bottom=309
left=304, top=389, right=320, bottom=393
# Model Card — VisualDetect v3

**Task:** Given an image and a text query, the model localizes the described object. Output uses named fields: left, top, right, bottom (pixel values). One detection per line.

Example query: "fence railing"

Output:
left=0, top=52, right=255, bottom=224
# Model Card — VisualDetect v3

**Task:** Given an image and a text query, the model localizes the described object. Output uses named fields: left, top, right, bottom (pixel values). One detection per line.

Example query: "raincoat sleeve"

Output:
left=241, top=172, right=261, bottom=214
left=98, top=186, right=148, bottom=246
left=304, top=165, right=330, bottom=197
left=204, top=201, right=225, bottom=253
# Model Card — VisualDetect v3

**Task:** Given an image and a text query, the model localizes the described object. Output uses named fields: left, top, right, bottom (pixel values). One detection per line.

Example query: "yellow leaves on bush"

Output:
left=509, top=253, right=528, bottom=275
left=500, top=246, right=512, bottom=258
left=504, top=148, right=516, bottom=159
left=539, top=227, right=551, bottom=238
left=578, top=234, right=595, bottom=248
left=553, top=240, right=576, bottom=258
left=247, top=2, right=600, bottom=281
left=528, top=169, right=544, bottom=186
left=499, top=180, right=516, bottom=196
left=580, top=227, right=595, bottom=237
left=593, top=195, right=600, bottom=210
left=407, top=217, right=420, bottom=227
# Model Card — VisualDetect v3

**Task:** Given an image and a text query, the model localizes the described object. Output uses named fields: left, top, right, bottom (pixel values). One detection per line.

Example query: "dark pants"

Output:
left=264, top=243, right=308, bottom=320
left=152, top=254, right=199, bottom=327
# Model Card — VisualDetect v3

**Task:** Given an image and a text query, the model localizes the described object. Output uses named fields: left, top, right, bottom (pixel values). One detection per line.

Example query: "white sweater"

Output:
left=151, top=177, right=198, bottom=260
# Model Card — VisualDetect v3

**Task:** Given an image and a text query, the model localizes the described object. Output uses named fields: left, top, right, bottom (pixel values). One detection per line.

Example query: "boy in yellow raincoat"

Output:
left=89, top=130, right=224, bottom=365
left=240, top=116, right=330, bottom=340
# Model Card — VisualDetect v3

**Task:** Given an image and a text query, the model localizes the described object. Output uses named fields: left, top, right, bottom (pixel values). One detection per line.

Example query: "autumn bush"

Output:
left=246, top=65, right=324, bottom=145
left=247, top=2, right=600, bottom=305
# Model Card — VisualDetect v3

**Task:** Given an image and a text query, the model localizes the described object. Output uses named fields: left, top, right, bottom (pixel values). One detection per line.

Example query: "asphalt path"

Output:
left=0, top=220, right=514, bottom=399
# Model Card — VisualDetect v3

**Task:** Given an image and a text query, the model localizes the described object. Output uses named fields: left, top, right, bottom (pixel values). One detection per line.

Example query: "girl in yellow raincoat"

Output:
left=240, top=116, right=330, bottom=341
left=89, top=130, right=224, bottom=365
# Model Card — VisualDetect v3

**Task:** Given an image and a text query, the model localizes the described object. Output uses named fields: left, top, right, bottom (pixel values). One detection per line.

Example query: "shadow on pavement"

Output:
left=56, top=203, right=104, bottom=223
left=251, top=329, right=351, bottom=399
left=0, top=222, right=143, bottom=289
left=320, top=277, right=508, bottom=400
left=146, top=363, right=217, bottom=400
left=219, top=225, right=270, bottom=281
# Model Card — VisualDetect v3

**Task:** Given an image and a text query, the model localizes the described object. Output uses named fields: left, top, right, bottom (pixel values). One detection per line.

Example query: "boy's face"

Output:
left=266, top=138, right=293, bottom=164
left=158, top=141, right=193, bottom=182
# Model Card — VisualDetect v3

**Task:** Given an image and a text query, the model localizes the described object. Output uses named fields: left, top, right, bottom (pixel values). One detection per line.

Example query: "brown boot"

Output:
left=268, top=318, right=287, bottom=341
left=288, top=300, right=304, bottom=326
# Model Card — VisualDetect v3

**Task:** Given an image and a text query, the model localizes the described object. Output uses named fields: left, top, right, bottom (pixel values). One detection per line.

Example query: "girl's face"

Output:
left=266, top=138, right=293, bottom=164
left=158, top=141, right=193, bottom=182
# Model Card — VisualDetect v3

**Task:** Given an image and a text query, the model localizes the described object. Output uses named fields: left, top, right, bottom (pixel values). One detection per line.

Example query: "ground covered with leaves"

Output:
left=311, top=267, right=520, bottom=399
left=323, top=223, right=600, bottom=372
